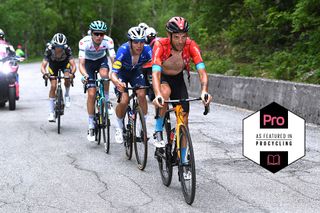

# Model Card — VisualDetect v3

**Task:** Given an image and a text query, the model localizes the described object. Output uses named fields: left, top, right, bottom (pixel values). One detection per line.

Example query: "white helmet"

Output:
left=138, top=23, right=149, bottom=31
left=127, top=26, right=146, bottom=41
left=145, top=27, right=157, bottom=37
left=0, top=29, right=5, bottom=39
left=52, top=33, right=67, bottom=46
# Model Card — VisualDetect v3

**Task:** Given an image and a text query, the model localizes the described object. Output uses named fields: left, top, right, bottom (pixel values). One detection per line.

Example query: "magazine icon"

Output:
left=267, top=154, right=280, bottom=166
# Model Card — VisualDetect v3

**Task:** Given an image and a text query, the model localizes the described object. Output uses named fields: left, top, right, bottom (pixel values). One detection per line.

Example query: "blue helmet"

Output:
left=89, top=20, right=107, bottom=32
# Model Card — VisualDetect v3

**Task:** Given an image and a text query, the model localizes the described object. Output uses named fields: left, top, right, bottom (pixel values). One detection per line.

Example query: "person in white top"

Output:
left=78, top=20, right=116, bottom=142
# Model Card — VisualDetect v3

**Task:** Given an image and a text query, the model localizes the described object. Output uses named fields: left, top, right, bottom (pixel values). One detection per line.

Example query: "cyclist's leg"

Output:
left=130, top=68, right=147, bottom=115
left=153, top=74, right=171, bottom=147
left=169, top=72, right=189, bottom=163
left=114, top=73, right=129, bottom=143
left=48, top=64, right=58, bottom=105
left=98, top=56, right=110, bottom=100
left=63, top=63, right=71, bottom=94
left=85, top=59, right=99, bottom=138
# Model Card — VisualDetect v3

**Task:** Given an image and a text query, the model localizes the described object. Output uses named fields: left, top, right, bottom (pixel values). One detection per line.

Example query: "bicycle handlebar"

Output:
left=155, top=95, right=210, bottom=118
left=83, top=78, right=111, bottom=94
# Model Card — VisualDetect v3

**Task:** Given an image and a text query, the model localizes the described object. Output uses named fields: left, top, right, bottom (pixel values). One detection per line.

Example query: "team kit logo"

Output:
left=243, top=102, right=305, bottom=173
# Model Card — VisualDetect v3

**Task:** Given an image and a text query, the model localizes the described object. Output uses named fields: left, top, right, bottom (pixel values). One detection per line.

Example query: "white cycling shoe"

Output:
left=115, top=128, right=124, bottom=144
left=48, top=113, right=56, bottom=122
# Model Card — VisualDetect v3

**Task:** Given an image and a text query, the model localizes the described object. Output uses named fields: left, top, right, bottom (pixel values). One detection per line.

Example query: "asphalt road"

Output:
left=0, top=62, right=319, bottom=213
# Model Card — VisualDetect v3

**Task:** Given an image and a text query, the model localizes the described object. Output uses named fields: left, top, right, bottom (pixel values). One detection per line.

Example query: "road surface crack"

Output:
left=66, top=154, right=110, bottom=203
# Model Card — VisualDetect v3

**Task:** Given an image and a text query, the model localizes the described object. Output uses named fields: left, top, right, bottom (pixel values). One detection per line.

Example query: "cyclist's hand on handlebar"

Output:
left=201, top=92, right=212, bottom=106
left=81, top=74, right=89, bottom=84
left=115, top=80, right=126, bottom=92
left=42, top=73, right=50, bottom=80
left=153, top=95, right=164, bottom=108
left=70, top=73, right=75, bottom=79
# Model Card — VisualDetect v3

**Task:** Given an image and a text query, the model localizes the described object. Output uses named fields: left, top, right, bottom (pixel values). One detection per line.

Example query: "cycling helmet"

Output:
left=0, top=29, right=4, bottom=39
left=52, top=33, right=67, bottom=46
left=166, top=16, right=189, bottom=33
left=138, top=23, right=149, bottom=31
left=145, top=27, right=157, bottom=37
left=127, top=26, right=146, bottom=41
left=89, top=20, right=107, bottom=32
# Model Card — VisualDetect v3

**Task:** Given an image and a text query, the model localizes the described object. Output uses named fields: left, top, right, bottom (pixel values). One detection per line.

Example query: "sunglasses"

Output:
left=132, top=39, right=145, bottom=44
left=93, top=32, right=105, bottom=37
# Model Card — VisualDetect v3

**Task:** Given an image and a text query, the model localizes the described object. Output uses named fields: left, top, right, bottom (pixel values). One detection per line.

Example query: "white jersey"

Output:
left=78, top=35, right=116, bottom=61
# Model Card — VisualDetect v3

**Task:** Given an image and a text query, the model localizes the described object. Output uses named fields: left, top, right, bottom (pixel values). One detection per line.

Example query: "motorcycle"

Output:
left=142, top=61, right=155, bottom=102
left=0, top=52, right=23, bottom=110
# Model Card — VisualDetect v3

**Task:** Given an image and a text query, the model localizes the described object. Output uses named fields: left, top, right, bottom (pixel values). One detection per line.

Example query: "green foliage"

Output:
left=1, top=0, right=320, bottom=83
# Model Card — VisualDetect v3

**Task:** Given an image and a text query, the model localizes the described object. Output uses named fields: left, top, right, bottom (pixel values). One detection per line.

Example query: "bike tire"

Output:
left=133, top=106, right=148, bottom=170
left=96, top=101, right=101, bottom=145
left=103, top=102, right=110, bottom=154
left=157, top=114, right=173, bottom=186
left=123, top=110, right=133, bottom=160
left=56, top=88, right=63, bottom=134
left=178, top=125, right=196, bottom=205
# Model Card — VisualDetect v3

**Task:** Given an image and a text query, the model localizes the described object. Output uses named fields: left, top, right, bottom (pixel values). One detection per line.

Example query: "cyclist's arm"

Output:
left=41, top=59, right=48, bottom=75
left=79, top=58, right=88, bottom=78
left=69, top=58, right=76, bottom=75
left=151, top=40, right=164, bottom=97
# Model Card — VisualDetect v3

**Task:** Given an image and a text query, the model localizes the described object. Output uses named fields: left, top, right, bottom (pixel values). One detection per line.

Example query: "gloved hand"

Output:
left=81, top=75, right=89, bottom=84
left=153, top=95, right=164, bottom=108
left=42, top=73, right=50, bottom=80
left=201, top=92, right=212, bottom=106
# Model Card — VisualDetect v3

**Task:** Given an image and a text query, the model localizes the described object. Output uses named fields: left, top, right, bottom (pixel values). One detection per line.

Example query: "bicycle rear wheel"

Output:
left=133, top=106, right=148, bottom=170
left=178, top=125, right=196, bottom=205
left=123, top=110, right=133, bottom=160
left=157, top=114, right=173, bottom=186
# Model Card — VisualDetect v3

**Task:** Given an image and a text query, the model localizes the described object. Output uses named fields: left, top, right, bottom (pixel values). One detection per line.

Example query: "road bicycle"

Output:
left=45, top=69, right=73, bottom=134
left=122, top=85, right=149, bottom=170
left=155, top=96, right=209, bottom=205
left=84, top=72, right=112, bottom=153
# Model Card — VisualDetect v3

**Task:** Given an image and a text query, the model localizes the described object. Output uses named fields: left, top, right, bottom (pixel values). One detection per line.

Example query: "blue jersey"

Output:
left=112, top=42, right=152, bottom=74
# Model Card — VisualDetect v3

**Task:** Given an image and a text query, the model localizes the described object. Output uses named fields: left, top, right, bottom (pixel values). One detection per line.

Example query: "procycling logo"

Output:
left=243, top=102, right=305, bottom=173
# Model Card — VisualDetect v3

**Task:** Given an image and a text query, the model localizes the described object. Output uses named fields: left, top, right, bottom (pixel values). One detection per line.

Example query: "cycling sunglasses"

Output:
left=93, top=32, right=105, bottom=37
left=132, top=39, right=145, bottom=44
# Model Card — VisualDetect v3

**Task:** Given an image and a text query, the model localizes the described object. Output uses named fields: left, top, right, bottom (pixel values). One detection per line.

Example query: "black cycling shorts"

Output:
left=85, top=57, right=109, bottom=88
left=161, top=71, right=189, bottom=113
left=48, top=61, right=71, bottom=76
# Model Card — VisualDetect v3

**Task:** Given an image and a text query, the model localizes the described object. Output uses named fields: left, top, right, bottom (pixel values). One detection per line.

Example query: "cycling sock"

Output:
left=117, top=117, right=124, bottom=129
left=88, top=114, right=95, bottom=129
left=155, top=117, right=164, bottom=132
left=49, top=98, right=55, bottom=113
left=65, top=86, right=70, bottom=97
left=181, top=147, right=187, bottom=163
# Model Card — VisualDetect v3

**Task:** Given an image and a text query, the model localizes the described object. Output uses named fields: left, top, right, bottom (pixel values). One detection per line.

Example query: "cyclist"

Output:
left=79, top=20, right=116, bottom=142
left=41, top=33, right=76, bottom=122
left=110, top=26, right=152, bottom=144
left=145, top=27, right=158, bottom=48
left=152, top=16, right=212, bottom=148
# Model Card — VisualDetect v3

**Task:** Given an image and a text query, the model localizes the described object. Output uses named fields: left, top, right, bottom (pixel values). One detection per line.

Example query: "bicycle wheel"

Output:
left=133, top=106, right=148, bottom=170
left=56, top=88, right=63, bottom=134
left=123, top=110, right=133, bottom=160
left=178, top=125, right=196, bottom=205
left=157, top=114, right=173, bottom=186
left=96, top=101, right=101, bottom=145
left=103, top=102, right=110, bottom=154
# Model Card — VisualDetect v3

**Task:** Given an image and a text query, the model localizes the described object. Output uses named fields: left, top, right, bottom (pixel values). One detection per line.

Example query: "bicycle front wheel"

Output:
left=56, top=89, right=63, bottom=134
left=157, top=114, right=173, bottom=186
left=123, top=110, right=133, bottom=160
left=178, top=125, right=196, bottom=205
left=133, top=106, right=148, bottom=170
left=103, top=102, right=110, bottom=154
